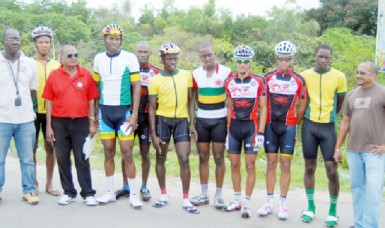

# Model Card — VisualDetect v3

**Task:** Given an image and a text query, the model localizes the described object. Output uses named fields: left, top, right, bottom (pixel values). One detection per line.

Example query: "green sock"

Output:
left=305, top=188, right=315, bottom=213
left=329, top=194, right=338, bottom=216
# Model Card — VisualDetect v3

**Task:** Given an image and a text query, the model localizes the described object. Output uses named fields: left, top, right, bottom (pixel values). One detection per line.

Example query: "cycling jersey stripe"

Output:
left=198, top=94, right=226, bottom=104
left=197, top=101, right=225, bottom=110
left=198, top=87, right=225, bottom=96
left=121, top=67, right=132, bottom=105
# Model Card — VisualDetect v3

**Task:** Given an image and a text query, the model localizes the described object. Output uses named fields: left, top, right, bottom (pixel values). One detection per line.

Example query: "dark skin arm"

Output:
left=188, top=87, right=197, bottom=142
left=297, top=96, right=307, bottom=123
left=336, top=95, right=345, bottom=114
left=333, top=115, right=350, bottom=163
left=149, top=96, right=165, bottom=154
left=127, top=80, right=140, bottom=130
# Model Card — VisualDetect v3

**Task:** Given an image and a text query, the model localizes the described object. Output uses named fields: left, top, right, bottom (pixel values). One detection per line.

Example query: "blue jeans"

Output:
left=347, top=151, right=385, bottom=228
left=0, top=122, right=36, bottom=194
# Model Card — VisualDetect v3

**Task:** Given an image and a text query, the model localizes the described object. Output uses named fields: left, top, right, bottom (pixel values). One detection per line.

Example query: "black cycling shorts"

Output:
left=195, top=117, right=227, bottom=143
left=134, top=113, right=151, bottom=145
left=156, top=115, right=190, bottom=144
left=301, top=118, right=336, bottom=161
left=227, top=119, right=258, bottom=155
left=264, top=123, right=297, bottom=156
left=34, top=113, right=47, bottom=139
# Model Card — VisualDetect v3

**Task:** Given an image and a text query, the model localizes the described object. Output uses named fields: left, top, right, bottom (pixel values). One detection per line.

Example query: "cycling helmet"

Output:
left=275, top=40, right=296, bottom=56
left=158, top=43, right=181, bottom=57
left=233, top=45, right=255, bottom=59
left=102, top=24, right=124, bottom=36
left=31, top=26, right=53, bottom=41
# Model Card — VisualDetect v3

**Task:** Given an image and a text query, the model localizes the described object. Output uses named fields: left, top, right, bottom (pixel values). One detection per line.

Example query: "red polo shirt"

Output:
left=42, top=65, right=99, bottom=118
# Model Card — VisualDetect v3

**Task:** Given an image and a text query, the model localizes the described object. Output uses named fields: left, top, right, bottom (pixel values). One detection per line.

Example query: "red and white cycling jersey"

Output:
left=225, top=73, right=266, bottom=121
left=264, top=68, right=306, bottom=126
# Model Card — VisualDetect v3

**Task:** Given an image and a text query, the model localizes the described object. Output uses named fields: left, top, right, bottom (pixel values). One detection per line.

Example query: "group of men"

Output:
left=0, top=24, right=384, bottom=228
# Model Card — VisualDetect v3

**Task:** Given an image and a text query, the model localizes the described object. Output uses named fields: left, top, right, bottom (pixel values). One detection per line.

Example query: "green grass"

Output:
left=32, top=134, right=351, bottom=192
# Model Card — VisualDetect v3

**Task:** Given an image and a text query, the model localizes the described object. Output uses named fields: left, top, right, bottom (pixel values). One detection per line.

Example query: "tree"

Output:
left=305, top=0, right=378, bottom=35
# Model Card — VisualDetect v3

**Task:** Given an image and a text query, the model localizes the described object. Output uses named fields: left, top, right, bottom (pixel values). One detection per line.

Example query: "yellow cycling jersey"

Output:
left=148, top=69, right=192, bottom=118
left=33, top=59, right=60, bottom=113
left=302, top=67, right=347, bottom=123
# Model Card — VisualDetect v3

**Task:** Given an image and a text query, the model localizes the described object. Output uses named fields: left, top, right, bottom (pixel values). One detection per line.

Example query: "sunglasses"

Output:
left=235, top=59, right=250, bottom=64
left=356, top=70, right=368, bottom=76
left=67, top=53, right=78, bottom=58
left=277, top=56, right=293, bottom=62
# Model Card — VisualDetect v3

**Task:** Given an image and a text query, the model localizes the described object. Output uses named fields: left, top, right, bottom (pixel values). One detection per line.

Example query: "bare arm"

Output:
left=297, top=96, right=307, bottom=123
left=149, top=96, right=164, bottom=153
left=258, top=96, right=267, bottom=133
left=88, top=99, right=97, bottom=138
left=128, top=80, right=141, bottom=130
left=336, top=95, right=345, bottom=114
left=45, top=100, right=55, bottom=145
left=188, top=87, right=197, bottom=142
left=333, top=115, right=350, bottom=162
left=95, top=82, right=100, bottom=122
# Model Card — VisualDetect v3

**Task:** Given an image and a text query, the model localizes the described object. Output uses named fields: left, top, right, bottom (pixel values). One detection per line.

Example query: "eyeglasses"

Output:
left=6, top=38, right=21, bottom=43
left=235, top=59, right=250, bottom=64
left=67, top=53, right=78, bottom=58
left=277, top=56, right=293, bottom=62
left=356, top=70, right=368, bottom=76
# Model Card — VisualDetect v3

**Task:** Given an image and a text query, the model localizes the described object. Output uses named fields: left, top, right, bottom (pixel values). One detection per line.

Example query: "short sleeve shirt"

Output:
left=93, top=50, right=140, bottom=106
left=148, top=69, right=192, bottom=118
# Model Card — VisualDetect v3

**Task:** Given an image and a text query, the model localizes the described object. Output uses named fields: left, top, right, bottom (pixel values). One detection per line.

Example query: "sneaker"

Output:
left=58, top=194, right=75, bottom=205
left=130, top=194, right=143, bottom=209
left=190, top=194, right=209, bottom=206
left=257, top=203, right=274, bottom=216
left=22, top=192, right=39, bottom=205
left=159, top=194, right=169, bottom=202
left=84, top=196, right=97, bottom=206
left=115, top=188, right=130, bottom=200
left=225, top=200, right=241, bottom=212
left=140, top=189, right=151, bottom=202
left=278, top=200, right=289, bottom=220
left=97, top=192, right=116, bottom=204
left=214, top=196, right=225, bottom=209
left=241, top=206, right=251, bottom=218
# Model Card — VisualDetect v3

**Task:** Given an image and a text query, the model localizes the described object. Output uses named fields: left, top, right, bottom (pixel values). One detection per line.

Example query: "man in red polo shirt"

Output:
left=42, top=45, right=99, bottom=206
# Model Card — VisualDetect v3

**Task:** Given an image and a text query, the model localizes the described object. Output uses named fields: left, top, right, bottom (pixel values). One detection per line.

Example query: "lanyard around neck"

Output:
left=6, top=58, right=20, bottom=96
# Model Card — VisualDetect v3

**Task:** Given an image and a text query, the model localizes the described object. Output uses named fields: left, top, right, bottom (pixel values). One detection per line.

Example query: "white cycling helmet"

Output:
left=31, top=26, right=53, bottom=41
left=275, top=40, right=296, bottom=56
left=158, top=42, right=181, bottom=57
left=233, top=45, right=255, bottom=59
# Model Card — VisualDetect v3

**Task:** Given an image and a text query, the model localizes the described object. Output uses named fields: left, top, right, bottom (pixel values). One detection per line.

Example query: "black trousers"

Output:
left=52, top=117, right=96, bottom=198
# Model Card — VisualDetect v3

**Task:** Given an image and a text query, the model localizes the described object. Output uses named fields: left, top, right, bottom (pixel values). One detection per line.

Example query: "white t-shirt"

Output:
left=0, top=52, right=38, bottom=123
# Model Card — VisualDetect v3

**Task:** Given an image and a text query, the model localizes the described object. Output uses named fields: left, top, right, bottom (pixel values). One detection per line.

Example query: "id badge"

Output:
left=15, top=97, right=22, bottom=106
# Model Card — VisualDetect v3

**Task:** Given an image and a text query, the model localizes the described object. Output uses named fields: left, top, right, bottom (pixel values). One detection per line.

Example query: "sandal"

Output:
left=325, top=215, right=339, bottom=227
left=301, top=210, right=315, bottom=223
left=183, top=205, right=200, bottom=214
left=46, top=188, right=61, bottom=197
left=152, top=200, right=167, bottom=208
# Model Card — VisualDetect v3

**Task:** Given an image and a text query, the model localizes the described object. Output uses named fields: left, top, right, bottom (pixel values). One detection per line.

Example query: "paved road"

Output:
left=1, top=154, right=384, bottom=228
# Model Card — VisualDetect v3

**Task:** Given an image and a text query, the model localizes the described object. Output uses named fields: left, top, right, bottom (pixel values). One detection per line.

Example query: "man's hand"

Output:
left=189, top=124, right=198, bottom=142
left=253, top=134, right=264, bottom=149
left=152, top=135, right=166, bottom=154
left=370, top=144, right=385, bottom=154
left=127, top=116, right=138, bottom=131
left=89, top=122, right=97, bottom=138
left=333, top=149, right=343, bottom=163
left=46, top=128, right=55, bottom=145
